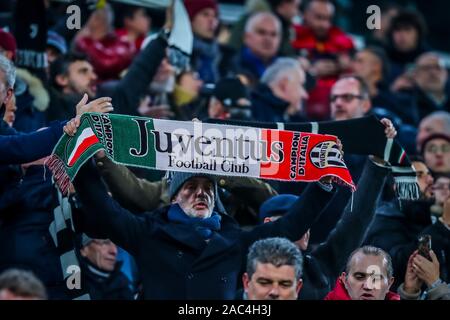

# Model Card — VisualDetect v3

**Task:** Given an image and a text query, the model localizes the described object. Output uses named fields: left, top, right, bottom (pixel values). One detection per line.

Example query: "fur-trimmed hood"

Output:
left=15, top=68, right=50, bottom=112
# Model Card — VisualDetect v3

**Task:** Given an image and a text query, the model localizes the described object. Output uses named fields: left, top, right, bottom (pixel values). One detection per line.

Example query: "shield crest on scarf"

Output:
left=310, top=141, right=347, bottom=169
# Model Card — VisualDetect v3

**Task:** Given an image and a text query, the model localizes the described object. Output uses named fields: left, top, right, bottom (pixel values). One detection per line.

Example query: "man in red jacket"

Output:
left=325, top=246, right=400, bottom=300
left=292, top=0, right=354, bottom=120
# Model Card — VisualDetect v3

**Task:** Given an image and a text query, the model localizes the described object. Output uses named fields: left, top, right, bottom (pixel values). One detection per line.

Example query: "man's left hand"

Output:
left=75, top=94, right=113, bottom=116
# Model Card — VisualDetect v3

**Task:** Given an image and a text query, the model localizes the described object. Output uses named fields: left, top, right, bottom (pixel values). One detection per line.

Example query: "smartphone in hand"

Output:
left=417, top=235, right=432, bottom=261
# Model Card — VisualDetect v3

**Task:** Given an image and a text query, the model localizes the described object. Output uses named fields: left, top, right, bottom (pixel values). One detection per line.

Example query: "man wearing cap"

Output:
left=73, top=156, right=335, bottom=299
left=184, top=0, right=236, bottom=83
left=46, top=31, right=67, bottom=65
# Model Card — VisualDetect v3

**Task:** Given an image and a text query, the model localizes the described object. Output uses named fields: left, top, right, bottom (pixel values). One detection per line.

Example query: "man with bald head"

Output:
left=236, top=12, right=282, bottom=82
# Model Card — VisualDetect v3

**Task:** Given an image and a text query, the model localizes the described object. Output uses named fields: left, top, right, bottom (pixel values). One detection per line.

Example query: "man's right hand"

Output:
left=138, top=97, right=174, bottom=119
left=390, top=72, right=415, bottom=92
left=413, top=250, right=441, bottom=287
left=404, top=251, right=423, bottom=294
left=63, top=115, right=80, bottom=136
left=95, top=150, right=106, bottom=159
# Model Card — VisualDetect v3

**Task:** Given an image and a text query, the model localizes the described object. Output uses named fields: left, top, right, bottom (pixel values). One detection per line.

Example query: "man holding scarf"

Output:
left=73, top=158, right=337, bottom=299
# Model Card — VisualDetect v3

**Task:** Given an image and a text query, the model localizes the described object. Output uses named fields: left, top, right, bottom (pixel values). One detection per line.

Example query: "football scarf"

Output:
left=48, top=113, right=355, bottom=194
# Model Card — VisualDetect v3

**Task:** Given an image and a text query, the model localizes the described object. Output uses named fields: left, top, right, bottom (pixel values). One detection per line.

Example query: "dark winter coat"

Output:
left=0, top=166, right=66, bottom=299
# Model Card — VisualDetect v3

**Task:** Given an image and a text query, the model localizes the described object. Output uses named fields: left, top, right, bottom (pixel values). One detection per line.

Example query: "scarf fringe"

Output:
left=46, top=154, right=71, bottom=196
left=394, top=176, right=420, bottom=201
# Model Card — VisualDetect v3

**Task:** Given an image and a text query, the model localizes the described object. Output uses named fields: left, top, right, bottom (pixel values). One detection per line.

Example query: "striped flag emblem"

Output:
left=67, top=127, right=99, bottom=166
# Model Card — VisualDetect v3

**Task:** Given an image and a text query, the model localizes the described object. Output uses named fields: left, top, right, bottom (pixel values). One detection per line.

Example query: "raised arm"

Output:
left=73, top=159, right=146, bottom=256
left=218, top=176, right=278, bottom=213
left=94, top=154, right=165, bottom=212
left=112, top=35, right=167, bottom=115
left=313, top=118, right=396, bottom=278
left=0, top=121, right=64, bottom=165
left=312, top=159, right=389, bottom=278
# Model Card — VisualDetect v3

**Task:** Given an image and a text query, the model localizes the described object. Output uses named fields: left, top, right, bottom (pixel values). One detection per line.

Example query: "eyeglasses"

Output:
left=330, top=93, right=365, bottom=103
left=425, top=144, right=450, bottom=154
left=416, top=64, right=445, bottom=72
left=432, top=183, right=450, bottom=191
